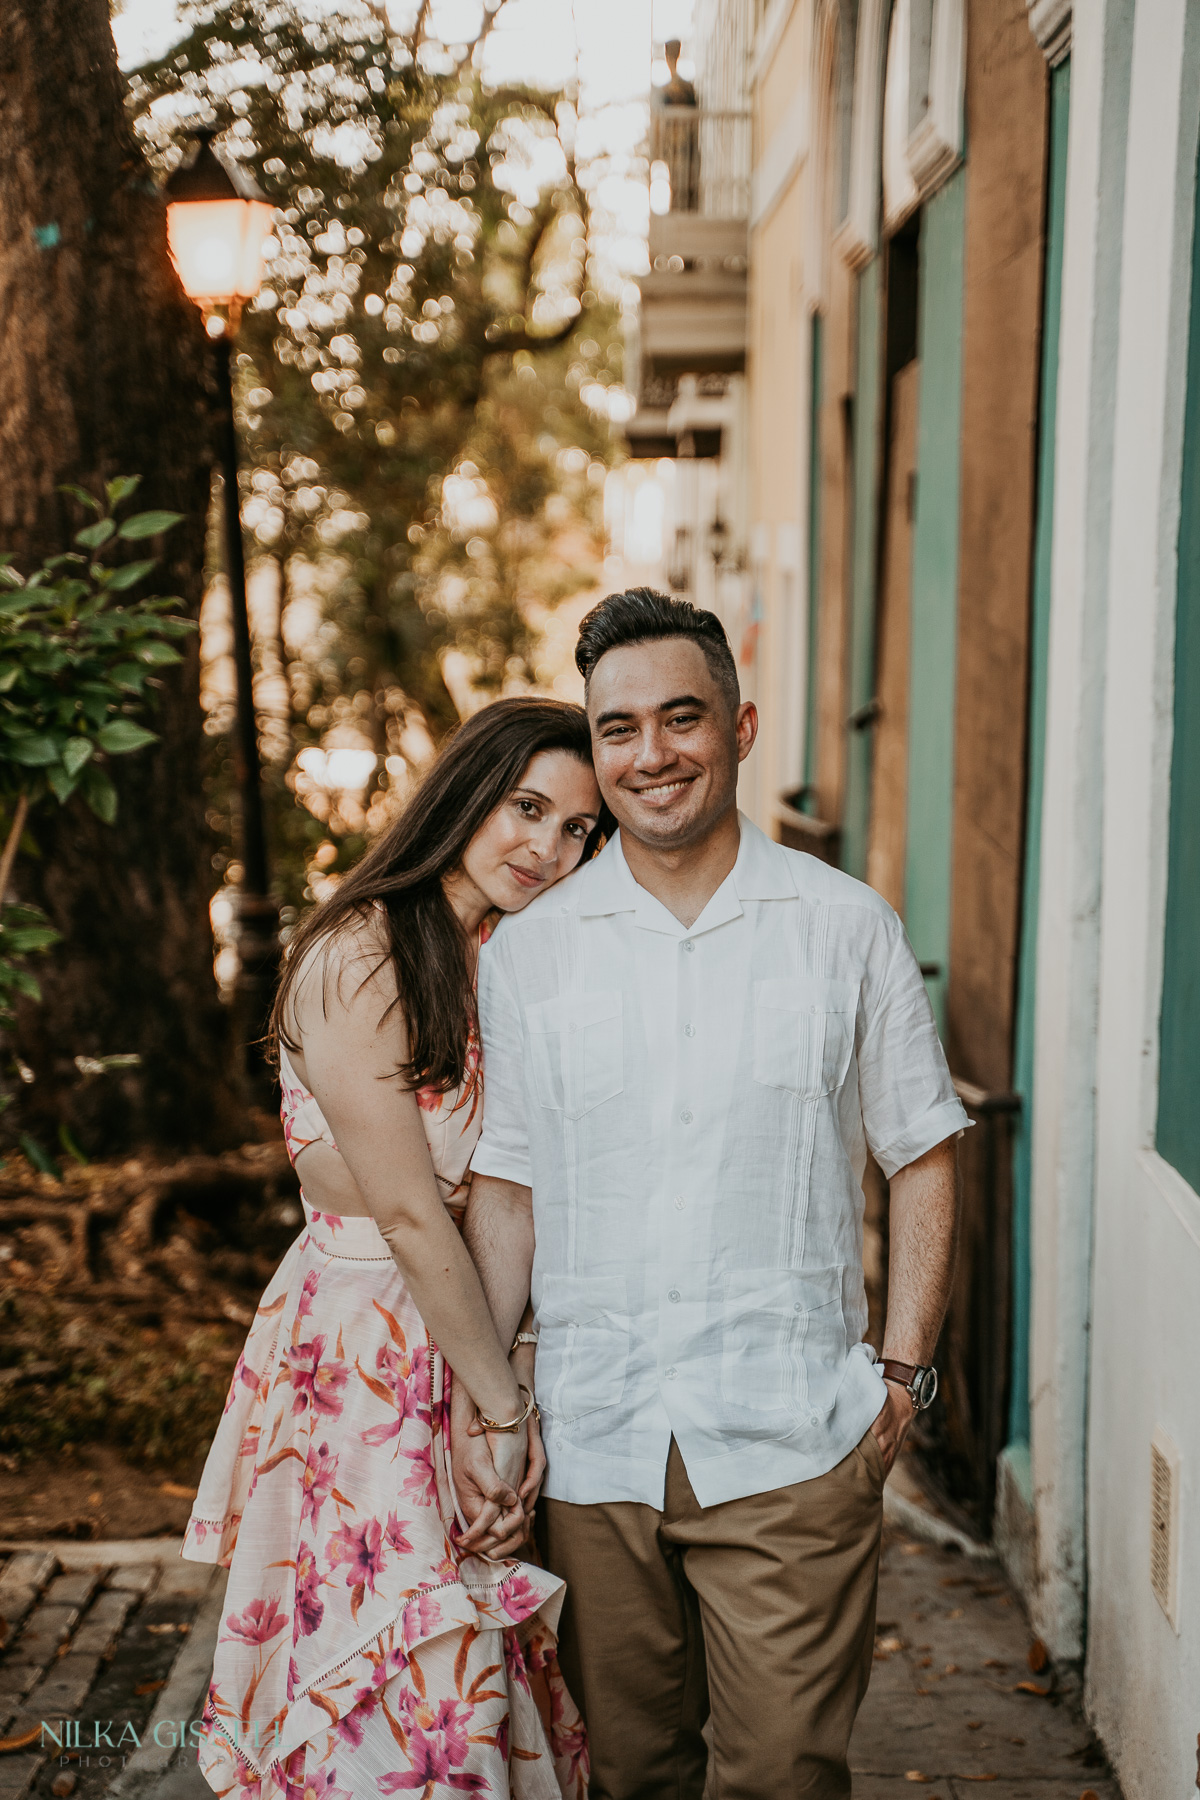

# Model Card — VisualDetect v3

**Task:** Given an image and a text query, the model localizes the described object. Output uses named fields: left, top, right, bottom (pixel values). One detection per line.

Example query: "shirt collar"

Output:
left=576, top=812, right=796, bottom=934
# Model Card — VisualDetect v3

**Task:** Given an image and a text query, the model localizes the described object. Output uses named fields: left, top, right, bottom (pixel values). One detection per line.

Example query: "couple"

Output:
left=185, top=588, right=967, bottom=1800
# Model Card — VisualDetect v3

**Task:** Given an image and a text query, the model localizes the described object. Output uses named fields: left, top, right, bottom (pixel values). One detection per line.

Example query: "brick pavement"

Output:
left=0, top=1515, right=1121, bottom=1800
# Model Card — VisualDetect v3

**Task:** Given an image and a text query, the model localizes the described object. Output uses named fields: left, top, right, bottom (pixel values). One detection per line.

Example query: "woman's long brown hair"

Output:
left=271, top=697, right=605, bottom=1092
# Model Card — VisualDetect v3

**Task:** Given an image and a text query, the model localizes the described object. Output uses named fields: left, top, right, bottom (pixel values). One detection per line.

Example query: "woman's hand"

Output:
left=454, top=1428, right=525, bottom=1557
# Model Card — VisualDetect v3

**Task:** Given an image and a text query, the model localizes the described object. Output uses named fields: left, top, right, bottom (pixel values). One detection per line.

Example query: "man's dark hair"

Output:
left=575, top=588, right=741, bottom=713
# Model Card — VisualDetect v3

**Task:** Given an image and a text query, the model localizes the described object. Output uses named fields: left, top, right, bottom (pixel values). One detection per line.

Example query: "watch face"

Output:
left=914, top=1367, right=939, bottom=1410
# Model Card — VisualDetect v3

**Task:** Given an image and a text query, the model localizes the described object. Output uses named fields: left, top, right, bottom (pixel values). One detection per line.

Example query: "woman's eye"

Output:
left=517, top=798, right=538, bottom=816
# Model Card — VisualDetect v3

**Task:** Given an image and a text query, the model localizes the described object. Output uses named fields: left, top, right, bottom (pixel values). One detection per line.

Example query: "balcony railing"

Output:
left=650, top=106, right=751, bottom=220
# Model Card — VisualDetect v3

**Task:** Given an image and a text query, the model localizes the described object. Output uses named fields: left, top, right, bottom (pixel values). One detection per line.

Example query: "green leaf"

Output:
left=6, top=734, right=62, bottom=766
left=0, top=569, right=27, bottom=593
left=58, top=1124, right=89, bottom=1166
left=136, top=641, right=183, bottom=666
left=118, top=510, right=184, bottom=541
left=9, top=969, right=45, bottom=1002
left=96, top=719, right=157, bottom=755
left=52, top=578, right=90, bottom=613
left=75, top=519, right=116, bottom=550
left=81, top=765, right=117, bottom=824
left=106, top=475, right=142, bottom=507
left=46, top=766, right=79, bottom=804
left=0, top=927, right=59, bottom=954
left=61, top=738, right=93, bottom=779
left=107, top=663, right=146, bottom=692
left=0, top=666, right=20, bottom=692
left=19, top=1134, right=60, bottom=1179
left=104, top=559, right=157, bottom=592
left=59, top=484, right=102, bottom=514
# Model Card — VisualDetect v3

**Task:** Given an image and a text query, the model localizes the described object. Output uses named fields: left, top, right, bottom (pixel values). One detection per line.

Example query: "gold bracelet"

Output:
left=476, top=1384, right=538, bottom=1434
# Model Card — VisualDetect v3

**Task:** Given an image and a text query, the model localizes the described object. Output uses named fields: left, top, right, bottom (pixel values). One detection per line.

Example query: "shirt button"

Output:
left=665, top=1367, right=678, bottom=1380
left=668, top=1288, right=680, bottom=1303
left=684, top=1022, right=696, bottom=1038
left=683, top=940, right=695, bottom=952
left=680, top=1108, right=693, bottom=1124
left=673, top=1195, right=685, bottom=1211
left=793, top=1302, right=804, bottom=1313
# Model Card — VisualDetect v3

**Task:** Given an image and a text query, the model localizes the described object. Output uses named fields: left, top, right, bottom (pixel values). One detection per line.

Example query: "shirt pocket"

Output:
left=719, top=1265, right=846, bottom=1423
left=525, top=991, right=624, bottom=1120
left=752, top=977, right=858, bottom=1097
left=534, top=1273, right=628, bottom=1423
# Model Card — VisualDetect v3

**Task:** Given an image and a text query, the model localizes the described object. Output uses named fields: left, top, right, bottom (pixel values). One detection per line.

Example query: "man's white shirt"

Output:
left=472, top=815, right=969, bottom=1509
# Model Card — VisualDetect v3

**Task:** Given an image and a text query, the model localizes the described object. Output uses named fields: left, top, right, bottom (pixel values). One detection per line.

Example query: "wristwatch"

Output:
left=878, top=1358, right=939, bottom=1411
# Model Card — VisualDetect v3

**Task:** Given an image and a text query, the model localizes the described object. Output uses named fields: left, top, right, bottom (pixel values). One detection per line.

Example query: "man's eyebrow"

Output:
left=513, top=786, right=600, bottom=820
left=594, top=694, right=709, bottom=729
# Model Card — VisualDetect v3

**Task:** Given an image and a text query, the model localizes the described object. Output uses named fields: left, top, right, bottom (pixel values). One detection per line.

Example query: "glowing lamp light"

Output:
left=164, top=132, right=274, bottom=327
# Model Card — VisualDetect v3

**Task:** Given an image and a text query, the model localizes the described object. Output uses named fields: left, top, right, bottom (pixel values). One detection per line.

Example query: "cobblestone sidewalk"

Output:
left=0, top=1515, right=1121, bottom=1800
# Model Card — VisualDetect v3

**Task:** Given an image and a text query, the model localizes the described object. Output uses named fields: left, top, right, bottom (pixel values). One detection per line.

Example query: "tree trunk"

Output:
left=0, top=0, right=242, bottom=1151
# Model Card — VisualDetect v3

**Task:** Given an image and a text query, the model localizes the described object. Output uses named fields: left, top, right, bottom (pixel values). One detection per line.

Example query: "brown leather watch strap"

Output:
left=879, top=1359, right=921, bottom=1386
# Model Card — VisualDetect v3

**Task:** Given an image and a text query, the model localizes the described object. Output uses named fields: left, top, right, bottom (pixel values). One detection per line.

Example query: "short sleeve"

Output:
left=856, top=907, right=971, bottom=1180
left=471, top=928, right=533, bottom=1187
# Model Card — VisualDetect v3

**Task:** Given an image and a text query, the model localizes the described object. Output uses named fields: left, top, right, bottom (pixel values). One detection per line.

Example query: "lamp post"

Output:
left=165, top=133, right=279, bottom=1057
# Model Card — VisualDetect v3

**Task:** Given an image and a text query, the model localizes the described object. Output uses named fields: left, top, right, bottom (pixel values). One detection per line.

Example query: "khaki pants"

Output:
left=542, top=1433, right=885, bottom=1800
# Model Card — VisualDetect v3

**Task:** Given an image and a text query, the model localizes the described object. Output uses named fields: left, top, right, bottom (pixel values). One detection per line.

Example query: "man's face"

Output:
left=586, top=637, right=757, bottom=851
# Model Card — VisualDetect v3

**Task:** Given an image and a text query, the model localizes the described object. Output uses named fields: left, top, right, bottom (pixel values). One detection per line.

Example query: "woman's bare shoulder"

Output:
left=287, top=906, right=397, bottom=1038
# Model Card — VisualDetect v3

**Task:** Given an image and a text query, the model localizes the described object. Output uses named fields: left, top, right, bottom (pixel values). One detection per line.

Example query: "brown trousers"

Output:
left=542, top=1433, right=885, bottom=1800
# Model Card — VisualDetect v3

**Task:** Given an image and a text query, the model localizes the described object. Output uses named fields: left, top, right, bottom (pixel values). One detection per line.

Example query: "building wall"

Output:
left=1081, top=0, right=1200, bottom=1788
left=946, top=0, right=1047, bottom=1093
left=745, top=0, right=809, bottom=833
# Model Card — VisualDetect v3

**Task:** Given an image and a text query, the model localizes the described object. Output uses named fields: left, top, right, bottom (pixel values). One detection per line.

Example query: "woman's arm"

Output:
left=292, top=926, right=527, bottom=1489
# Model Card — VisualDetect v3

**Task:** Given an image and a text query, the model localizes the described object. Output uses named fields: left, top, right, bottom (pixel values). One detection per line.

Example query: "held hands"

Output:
left=869, top=1379, right=916, bottom=1475
left=454, top=1349, right=545, bottom=1560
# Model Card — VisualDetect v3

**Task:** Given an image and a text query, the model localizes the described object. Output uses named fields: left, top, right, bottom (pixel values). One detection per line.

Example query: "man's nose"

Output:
left=634, top=728, right=674, bottom=771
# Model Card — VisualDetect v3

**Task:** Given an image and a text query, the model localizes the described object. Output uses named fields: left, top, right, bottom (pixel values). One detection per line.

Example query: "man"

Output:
left=455, top=590, right=967, bottom=1799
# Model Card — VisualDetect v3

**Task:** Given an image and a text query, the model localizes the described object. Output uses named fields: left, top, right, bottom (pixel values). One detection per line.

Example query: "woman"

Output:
left=184, top=699, right=602, bottom=1800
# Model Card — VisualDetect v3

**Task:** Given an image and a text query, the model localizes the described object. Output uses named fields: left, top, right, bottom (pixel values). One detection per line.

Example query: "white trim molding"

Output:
left=841, top=0, right=890, bottom=267
left=1028, top=0, right=1072, bottom=66
left=907, top=0, right=966, bottom=193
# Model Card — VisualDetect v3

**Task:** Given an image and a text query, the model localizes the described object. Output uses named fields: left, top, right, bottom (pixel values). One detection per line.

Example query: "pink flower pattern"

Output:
left=183, top=939, right=585, bottom=1800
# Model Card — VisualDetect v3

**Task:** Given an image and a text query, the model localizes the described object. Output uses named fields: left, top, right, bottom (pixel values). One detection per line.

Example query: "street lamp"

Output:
left=165, top=133, right=279, bottom=1055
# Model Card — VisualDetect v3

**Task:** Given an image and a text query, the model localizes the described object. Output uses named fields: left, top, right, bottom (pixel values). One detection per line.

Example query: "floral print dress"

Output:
left=184, top=995, right=587, bottom=1800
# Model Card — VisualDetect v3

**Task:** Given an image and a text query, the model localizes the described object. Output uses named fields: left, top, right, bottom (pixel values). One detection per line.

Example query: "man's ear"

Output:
left=735, top=701, right=758, bottom=764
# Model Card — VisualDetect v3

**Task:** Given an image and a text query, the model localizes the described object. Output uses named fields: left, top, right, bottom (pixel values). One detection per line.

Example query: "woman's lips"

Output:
left=507, top=864, right=546, bottom=888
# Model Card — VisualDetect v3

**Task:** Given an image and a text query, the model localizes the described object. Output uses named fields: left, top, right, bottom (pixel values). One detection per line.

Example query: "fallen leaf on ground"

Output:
left=0, top=1726, right=43, bottom=1753
left=158, top=1481, right=195, bottom=1499
left=967, top=1721, right=983, bottom=1731
left=1014, top=1680, right=1052, bottom=1696
left=1079, top=1790, right=1100, bottom=1800
left=947, top=1607, right=964, bottom=1619
left=51, top=1773, right=77, bottom=1796
left=944, top=1663, right=959, bottom=1674
left=134, top=1680, right=168, bottom=1696
left=983, top=1658, right=1008, bottom=1668
left=879, top=1636, right=905, bottom=1652
left=915, top=1687, right=931, bottom=1696
left=1028, top=1636, right=1049, bottom=1672
left=901, top=1543, right=927, bottom=1556
left=904, top=1775, right=931, bottom=1785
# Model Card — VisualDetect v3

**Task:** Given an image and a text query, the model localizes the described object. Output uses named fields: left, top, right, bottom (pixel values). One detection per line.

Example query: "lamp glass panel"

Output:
left=167, top=199, right=274, bottom=305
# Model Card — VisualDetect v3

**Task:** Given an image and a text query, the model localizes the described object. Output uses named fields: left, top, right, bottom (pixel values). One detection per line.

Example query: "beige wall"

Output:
left=745, top=0, right=810, bottom=833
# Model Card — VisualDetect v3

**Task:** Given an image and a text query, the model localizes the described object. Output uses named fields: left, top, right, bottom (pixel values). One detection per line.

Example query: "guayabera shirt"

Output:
left=472, top=815, right=969, bottom=1509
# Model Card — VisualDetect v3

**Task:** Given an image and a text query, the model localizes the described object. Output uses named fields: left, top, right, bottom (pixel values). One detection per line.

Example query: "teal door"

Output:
left=904, top=167, right=967, bottom=1035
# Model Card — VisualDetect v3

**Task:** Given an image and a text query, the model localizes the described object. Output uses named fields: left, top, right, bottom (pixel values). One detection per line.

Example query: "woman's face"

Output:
left=456, top=749, right=601, bottom=916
